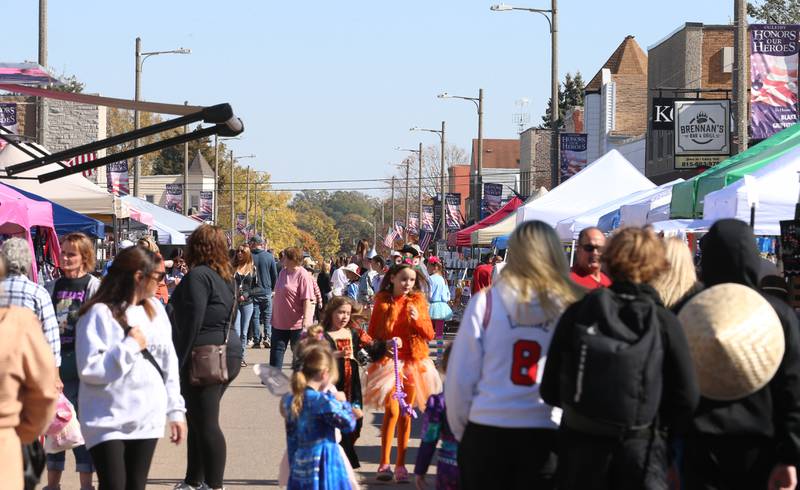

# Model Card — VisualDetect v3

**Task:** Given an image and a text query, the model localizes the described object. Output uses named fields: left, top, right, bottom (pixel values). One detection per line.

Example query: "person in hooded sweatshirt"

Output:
left=680, top=219, right=800, bottom=490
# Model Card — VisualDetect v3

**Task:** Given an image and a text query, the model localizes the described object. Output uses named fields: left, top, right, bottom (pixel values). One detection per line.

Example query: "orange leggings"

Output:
left=379, top=375, right=417, bottom=467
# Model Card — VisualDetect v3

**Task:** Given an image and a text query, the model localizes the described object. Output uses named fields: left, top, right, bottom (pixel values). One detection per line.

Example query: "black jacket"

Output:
left=235, top=270, right=257, bottom=305
left=251, top=248, right=278, bottom=292
left=541, top=281, right=700, bottom=432
left=687, top=219, right=800, bottom=465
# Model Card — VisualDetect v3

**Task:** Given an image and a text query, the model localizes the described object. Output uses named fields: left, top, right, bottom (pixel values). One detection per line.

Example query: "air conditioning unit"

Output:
left=723, top=47, right=733, bottom=73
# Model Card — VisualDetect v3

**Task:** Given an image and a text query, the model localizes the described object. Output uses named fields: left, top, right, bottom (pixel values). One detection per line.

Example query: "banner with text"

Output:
left=559, top=133, right=588, bottom=182
left=446, top=193, right=463, bottom=231
left=165, top=184, right=183, bottom=213
left=0, top=103, right=18, bottom=135
left=421, top=205, right=434, bottom=232
left=199, top=191, right=213, bottom=221
left=750, top=24, right=800, bottom=140
left=407, top=212, right=419, bottom=235
left=674, top=100, right=730, bottom=169
left=106, top=160, right=129, bottom=196
left=481, top=182, right=503, bottom=219
left=236, top=213, right=247, bottom=234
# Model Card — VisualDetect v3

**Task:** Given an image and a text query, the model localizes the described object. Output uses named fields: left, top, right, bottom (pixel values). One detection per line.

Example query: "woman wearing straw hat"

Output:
left=678, top=219, right=800, bottom=490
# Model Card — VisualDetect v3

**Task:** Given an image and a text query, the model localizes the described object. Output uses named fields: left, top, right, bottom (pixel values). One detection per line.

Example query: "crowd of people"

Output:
left=3, top=217, right=800, bottom=490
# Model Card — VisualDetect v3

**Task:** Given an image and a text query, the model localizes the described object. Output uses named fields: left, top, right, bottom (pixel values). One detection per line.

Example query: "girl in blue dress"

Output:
left=281, top=341, right=358, bottom=490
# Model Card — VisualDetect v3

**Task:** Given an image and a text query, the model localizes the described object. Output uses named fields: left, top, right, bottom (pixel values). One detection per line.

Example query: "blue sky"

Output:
left=7, top=1, right=733, bottom=195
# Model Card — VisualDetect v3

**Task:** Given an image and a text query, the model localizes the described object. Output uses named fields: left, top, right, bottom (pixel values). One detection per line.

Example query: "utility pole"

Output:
left=550, top=0, right=559, bottom=189
left=38, top=0, right=47, bottom=145
left=245, top=166, right=251, bottom=231
left=404, top=160, right=410, bottom=241
left=229, top=151, right=235, bottom=243
left=440, top=121, right=446, bottom=243
left=381, top=202, right=385, bottom=230
left=134, top=37, right=142, bottom=197
left=418, top=141, right=423, bottom=237
left=183, top=101, right=189, bottom=215
left=391, top=177, right=396, bottom=230
left=734, top=0, right=749, bottom=154
left=477, top=88, right=484, bottom=220
left=213, top=135, right=219, bottom=223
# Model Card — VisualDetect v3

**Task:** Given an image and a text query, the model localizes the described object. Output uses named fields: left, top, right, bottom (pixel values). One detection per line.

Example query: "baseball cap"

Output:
left=248, top=235, right=264, bottom=245
left=401, top=244, right=421, bottom=257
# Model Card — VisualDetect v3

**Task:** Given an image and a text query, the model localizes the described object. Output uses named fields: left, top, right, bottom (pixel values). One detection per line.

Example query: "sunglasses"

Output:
left=580, top=244, right=603, bottom=253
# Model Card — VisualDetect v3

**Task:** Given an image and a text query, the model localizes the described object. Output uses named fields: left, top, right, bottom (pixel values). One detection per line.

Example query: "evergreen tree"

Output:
left=748, top=0, right=800, bottom=23
left=540, top=71, right=585, bottom=129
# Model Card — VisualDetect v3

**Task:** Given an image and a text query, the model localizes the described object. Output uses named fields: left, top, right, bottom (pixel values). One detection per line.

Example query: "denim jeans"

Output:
left=250, top=293, right=272, bottom=343
left=47, top=377, right=94, bottom=472
left=269, top=328, right=302, bottom=368
left=235, top=302, right=254, bottom=353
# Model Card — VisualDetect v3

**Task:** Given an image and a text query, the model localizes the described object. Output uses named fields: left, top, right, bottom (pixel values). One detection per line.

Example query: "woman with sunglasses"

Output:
left=569, top=227, right=611, bottom=290
left=233, top=246, right=257, bottom=366
left=75, top=246, right=186, bottom=490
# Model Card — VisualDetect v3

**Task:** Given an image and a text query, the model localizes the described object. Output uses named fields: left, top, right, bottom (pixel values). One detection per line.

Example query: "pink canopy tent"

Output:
left=448, top=196, right=524, bottom=247
left=0, top=183, right=60, bottom=282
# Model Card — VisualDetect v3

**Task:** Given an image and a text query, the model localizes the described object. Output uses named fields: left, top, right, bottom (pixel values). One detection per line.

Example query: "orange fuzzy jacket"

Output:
left=368, top=290, right=434, bottom=362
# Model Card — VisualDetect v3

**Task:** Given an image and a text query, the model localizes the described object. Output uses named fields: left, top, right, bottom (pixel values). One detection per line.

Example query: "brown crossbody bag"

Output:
left=189, top=281, right=238, bottom=386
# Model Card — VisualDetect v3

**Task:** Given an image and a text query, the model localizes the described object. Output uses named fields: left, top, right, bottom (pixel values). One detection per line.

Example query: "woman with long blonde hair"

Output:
left=445, top=220, right=583, bottom=490
left=650, top=237, right=701, bottom=310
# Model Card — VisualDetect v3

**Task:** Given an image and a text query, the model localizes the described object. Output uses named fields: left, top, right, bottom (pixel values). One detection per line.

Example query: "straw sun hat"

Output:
left=678, top=283, right=785, bottom=401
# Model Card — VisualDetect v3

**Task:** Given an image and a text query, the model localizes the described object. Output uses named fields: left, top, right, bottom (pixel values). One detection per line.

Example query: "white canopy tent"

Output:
left=121, top=195, right=200, bottom=244
left=0, top=143, right=128, bottom=219
left=470, top=187, right=549, bottom=246
left=516, top=150, right=655, bottom=226
left=618, top=179, right=684, bottom=228
left=703, top=149, right=800, bottom=236
left=650, top=219, right=713, bottom=238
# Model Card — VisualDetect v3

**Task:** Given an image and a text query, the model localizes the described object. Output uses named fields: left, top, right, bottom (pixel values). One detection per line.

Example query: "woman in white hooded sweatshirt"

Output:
left=76, top=247, right=186, bottom=490
left=445, top=220, right=584, bottom=490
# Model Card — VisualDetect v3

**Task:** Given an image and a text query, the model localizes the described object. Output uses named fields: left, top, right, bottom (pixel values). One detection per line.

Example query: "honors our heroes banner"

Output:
left=165, top=183, right=183, bottom=213
left=446, top=193, right=463, bottom=231
left=750, top=25, right=800, bottom=140
left=559, top=133, right=588, bottom=182
left=236, top=213, right=247, bottom=234
left=407, top=212, right=419, bottom=235
left=0, top=103, right=18, bottom=134
left=482, top=182, right=503, bottom=219
left=421, top=205, right=434, bottom=232
left=199, top=191, right=213, bottom=220
left=106, top=160, right=130, bottom=196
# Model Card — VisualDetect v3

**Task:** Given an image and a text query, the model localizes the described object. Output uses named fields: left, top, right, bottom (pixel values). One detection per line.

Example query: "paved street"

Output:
left=62, top=346, right=436, bottom=490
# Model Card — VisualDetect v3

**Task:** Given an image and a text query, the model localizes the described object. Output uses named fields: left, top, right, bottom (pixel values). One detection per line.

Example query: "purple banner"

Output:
left=421, top=205, right=434, bottom=232
left=236, top=213, right=247, bottom=234
left=481, top=182, right=503, bottom=219
left=165, top=183, right=183, bottom=213
left=407, top=212, right=419, bottom=235
left=560, top=133, right=588, bottom=182
left=106, top=160, right=129, bottom=196
left=750, top=25, right=800, bottom=140
left=199, top=191, right=213, bottom=220
left=446, top=193, right=463, bottom=231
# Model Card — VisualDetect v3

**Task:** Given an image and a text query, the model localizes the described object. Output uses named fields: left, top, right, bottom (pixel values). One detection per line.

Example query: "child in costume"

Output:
left=364, top=263, right=442, bottom=483
left=281, top=338, right=358, bottom=490
left=320, top=296, right=386, bottom=468
left=425, top=256, right=452, bottom=340
left=414, top=343, right=459, bottom=490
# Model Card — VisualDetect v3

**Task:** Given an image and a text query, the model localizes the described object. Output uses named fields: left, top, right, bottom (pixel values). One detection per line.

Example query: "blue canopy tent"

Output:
left=7, top=184, right=105, bottom=238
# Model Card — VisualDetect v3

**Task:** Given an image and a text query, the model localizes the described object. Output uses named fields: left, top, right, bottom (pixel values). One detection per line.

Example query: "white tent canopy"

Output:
left=516, top=150, right=655, bottom=226
left=470, top=187, right=548, bottom=246
left=650, top=219, right=713, bottom=238
left=618, top=179, right=684, bottom=228
left=0, top=143, right=128, bottom=218
left=703, top=149, right=800, bottom=236
left=121, top=195, right=200, bottom=244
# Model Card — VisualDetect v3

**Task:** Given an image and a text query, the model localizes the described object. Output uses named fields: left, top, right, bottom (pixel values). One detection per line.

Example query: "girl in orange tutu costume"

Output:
left=364, top=263, right=443, bottom=483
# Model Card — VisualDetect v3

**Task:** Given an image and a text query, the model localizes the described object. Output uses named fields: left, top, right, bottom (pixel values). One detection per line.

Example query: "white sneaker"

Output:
left=173, top=483, right=206, bottom=490
left=246, top=340, right=254, bottom=348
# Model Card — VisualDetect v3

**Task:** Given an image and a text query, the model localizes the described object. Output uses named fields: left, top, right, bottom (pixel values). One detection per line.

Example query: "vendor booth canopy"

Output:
left=703, top=149, right=800, bottom=235
left=120, top=195, right=200, bottom=245
left=448, top=196, right=523, bottom=247
left=471, top=187, right=549, bottom=246
left=8, top=185, right=105, bottom=238
left=596, top=179, right=684, bottom=233
left=671, top=123, right=800, bottom=219
left=516, top=149, right=655, bottom=226
left=0, top=143, right=128, bottom=220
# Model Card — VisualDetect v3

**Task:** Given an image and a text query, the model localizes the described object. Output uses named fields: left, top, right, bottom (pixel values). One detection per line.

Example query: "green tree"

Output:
left=52, top=73, right=85, bottom=93
left=540, top=71, right=585, bottom=129
left=748, top=0, right=800, bottom=23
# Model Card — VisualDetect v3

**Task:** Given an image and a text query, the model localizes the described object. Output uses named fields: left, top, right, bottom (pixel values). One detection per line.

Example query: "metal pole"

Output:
left=38, top=0, right=47, bottom=146
left=550, top=0, right=559, bottom=189
left=183, top=101, right=189, bottom=215
left=133, top=37, right=141, bottom=197
left=734, top=0, right=749, bottom=154
left=477, top=88, right=484, bottom=220
left=381, top=202, right=385, bottom=230
left=418, top=141, right=423, bottom=237
left=440, top=120, right=446, bottom=242
left=230, top=151, right=235, bottom=243
left=213, top=135, right=218, bottom=223
left=404, top=159, right=410, bottom=241
left=245, top=166, right=251, bottom=230
left=391, top=177, right=396, bottom=229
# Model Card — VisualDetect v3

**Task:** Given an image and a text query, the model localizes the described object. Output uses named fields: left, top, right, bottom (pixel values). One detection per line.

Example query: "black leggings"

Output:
left=88, top=439, right=158, bottom=490
left=182, top=382, right=228, bottom=488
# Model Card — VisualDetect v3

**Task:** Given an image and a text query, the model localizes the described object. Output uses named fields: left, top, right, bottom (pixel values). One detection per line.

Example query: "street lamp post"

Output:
left=214, top=136, right=241, bottom=224
left=228, top=153, right=255, bottom=244
left=491, top=2, right=558, bottom=189
left=438, top=89, right=483, bottom=220
left=133, top=38, right=190, bottom=198
left=396, top=143, right=424, bottom=239
left=411, top=122, right=446, bottom=243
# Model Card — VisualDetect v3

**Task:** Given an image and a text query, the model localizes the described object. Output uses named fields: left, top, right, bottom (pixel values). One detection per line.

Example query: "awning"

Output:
left=121, top=195, right=200, bottom=244
left=7, top=184, right=105, bottom=238
left=448, top=197, right=523, bottom=247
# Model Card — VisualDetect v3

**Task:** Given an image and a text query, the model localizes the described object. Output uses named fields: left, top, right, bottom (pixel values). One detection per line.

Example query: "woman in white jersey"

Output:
left=445, top=220, right=583, bottom=490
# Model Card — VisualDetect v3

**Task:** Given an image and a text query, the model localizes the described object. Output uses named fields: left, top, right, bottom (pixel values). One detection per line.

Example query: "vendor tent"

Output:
left=703, top=149, right=800, bottom=235
left=650, top=219, right=712, bottom=237
left=8, top=185, right=105, bottom=238
left=516, top=150, right=654, bottom=226
left=596, top=179, right=684, bottom=232
left=448, top=196, right=523, bottom=247
left=0, top=143, right=128, bottom=220
left=120, top=195, right=200, bottom=245
left=470, top=187, right=548, bottom=246
left=670, top=123, right=800, bottom=218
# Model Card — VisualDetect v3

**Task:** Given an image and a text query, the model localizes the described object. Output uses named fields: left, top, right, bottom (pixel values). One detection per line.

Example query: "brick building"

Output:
left=645, top=23, right=733, bottom=183
left=448, top=164, right=470, bottom=218
left=467, top=138, right=520, bottom=221
left=519, top=128, right=553, bottom=196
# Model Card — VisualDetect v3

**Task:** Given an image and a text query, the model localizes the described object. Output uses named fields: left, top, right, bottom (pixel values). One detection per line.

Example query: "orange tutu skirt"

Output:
left=362, top=357, right=442, bottom=411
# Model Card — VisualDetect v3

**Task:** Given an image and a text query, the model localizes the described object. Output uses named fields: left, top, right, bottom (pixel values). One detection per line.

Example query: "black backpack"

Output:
left=560, top=287, right=664, bottom=435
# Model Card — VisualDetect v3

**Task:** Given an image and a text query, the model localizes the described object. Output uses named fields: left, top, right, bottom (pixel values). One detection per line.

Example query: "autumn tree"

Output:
left=749, top=0, right=800, bottom=22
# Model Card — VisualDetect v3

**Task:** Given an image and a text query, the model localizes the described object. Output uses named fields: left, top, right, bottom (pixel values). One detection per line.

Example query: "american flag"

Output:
left=751, top=54, right=799, bottom=108
left=66, top=152, right=96, bottom=178
left=418, top=229, right=433, bottom=253
left=383, top=227, right=398, bottom=248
